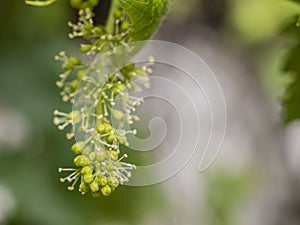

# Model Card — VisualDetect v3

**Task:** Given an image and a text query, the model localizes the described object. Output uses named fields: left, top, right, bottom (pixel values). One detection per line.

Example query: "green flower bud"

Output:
left=70, top=0, right=82, bottom=9
left=70, top=79, right=79, bottom=91
left=104, top=123, right=113, bottom=133
left=117, top=136, right=126, bottom=145
left=80, top=1, right=91, bottom=9
left=108, top=150, right=118, bottom=161
left=108, top=177, right=119, bottom=188
left=77, top=71, right=86, bottom=80
left=90, top=181, right=99, bottom=192
left=64, top=56, right=80, bottom=70
left=112, top=109, right=124, bottom=121
left=101, top=185, right=112, bottom=197
left=96, top=152, right=106, bottom=162
left=96, top=123, right=106, bottom=134
left=79, top=182, right=89, bottom=193
left=83, top=173, right=94, bottom=183
left=97, top=175, right=108, bottom=186
left=83, top=23, right=94, bottom=31
left=121, top=21, right=130, bottom=31
left=114, top=10, right=122, bottom=19
left=73, top=155, right=89, bottom=167
left=71, top=141, right=85, bottom=154
left=94, top=26, right=104, bottom=35
left=91, top=192, right=101, bottom=198
left=107, top=134, right=116, bottom=143
left=80, top=44, right=92, bottom=53
left=81, top=166, right=93, bottom=174
left=89, top=0, right=99, bottom=7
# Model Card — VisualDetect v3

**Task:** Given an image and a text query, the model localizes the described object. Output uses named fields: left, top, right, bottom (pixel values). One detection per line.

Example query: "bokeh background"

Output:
left=1, top=0, right=300, bottom=225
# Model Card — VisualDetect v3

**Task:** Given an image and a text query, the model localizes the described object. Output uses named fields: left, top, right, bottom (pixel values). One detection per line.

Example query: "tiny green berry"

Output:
left=101, top=185, right=112, bottom=197
left=90, top=181, right=99, bottom=192
left=73, top=155, right=89, bottom=167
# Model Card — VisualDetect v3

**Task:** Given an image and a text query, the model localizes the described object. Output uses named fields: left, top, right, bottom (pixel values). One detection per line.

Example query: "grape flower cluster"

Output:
left=32, top=0, right=155, bottom=197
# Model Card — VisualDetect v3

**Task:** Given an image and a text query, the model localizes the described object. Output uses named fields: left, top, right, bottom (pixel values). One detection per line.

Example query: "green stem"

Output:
left=105, top=0, right=119, bottom=34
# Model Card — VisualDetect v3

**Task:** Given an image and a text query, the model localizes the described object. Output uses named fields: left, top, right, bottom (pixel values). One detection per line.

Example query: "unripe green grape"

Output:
left=101, top=185, right=112, bottom=196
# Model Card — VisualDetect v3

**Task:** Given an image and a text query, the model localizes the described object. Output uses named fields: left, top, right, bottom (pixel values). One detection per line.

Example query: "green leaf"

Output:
left=25, top=0, right=59, bottom=6
left=117, top=0, right=170, bottom=41
left=283, top=43, right=300, bottom=123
